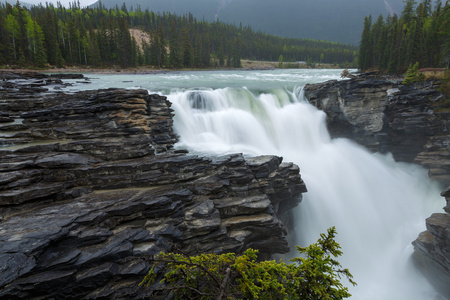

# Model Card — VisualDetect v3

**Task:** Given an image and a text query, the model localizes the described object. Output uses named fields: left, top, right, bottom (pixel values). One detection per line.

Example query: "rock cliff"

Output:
left=412, top=186, right=450, bottom=296
left=304, top=74, right=449, bottom=184
left=0, top=72, right=307, bottom=299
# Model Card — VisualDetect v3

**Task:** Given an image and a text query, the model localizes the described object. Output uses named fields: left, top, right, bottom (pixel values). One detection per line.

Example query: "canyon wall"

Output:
left=304, top=74, right=449, bottom=184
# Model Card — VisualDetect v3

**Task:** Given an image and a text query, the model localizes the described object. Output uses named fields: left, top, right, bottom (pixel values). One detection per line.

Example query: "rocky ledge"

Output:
left=412, top=186, right=450, bottom=296
left=304, top=74, right=449, bottom=184
left=0, top=72, right=306, bottom=299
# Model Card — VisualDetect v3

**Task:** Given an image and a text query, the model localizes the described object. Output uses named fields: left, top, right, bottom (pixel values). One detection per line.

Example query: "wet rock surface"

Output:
left=0, top=71, right=307, bottom=299
left=412, top=187, right=450, bottom=296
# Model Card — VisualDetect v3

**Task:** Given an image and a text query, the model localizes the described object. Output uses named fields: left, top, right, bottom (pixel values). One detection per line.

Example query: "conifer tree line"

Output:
left=358, top=0, right=449, bottom=73
left=0, top=1, right=357, bottom=69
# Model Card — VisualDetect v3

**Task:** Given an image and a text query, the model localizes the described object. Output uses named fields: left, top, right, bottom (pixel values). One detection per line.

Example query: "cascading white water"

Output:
left=76, top=69, right=446, bottom=298
left=169, top=86, right=445, bottom=300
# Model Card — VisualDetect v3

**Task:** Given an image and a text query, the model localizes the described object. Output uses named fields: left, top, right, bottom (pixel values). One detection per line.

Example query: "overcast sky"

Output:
left=23, top=0, right=98, bottom=7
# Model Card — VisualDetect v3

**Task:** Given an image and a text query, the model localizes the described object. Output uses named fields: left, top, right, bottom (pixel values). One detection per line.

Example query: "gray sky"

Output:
left=23, top=0, right=97, bottom=7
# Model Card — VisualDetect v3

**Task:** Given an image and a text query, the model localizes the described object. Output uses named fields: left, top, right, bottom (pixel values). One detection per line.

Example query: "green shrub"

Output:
left=402, top=62, right=425, bottom=85
left=140, top=227, right=356, bottom=299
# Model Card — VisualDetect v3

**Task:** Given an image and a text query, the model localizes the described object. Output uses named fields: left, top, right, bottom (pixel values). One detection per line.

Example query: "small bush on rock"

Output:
left=402, top=62, right=425, bottom=85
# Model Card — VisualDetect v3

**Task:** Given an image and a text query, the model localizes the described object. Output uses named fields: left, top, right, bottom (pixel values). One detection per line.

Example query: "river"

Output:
left=68, top=69, right=446, bottom=299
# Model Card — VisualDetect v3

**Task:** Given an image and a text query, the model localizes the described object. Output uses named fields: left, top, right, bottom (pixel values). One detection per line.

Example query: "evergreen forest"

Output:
left=89, top=0, right=406, bottom=45
left=358, top=0, right=449, bottom=73
left=0, top=1, right=358, bottom=69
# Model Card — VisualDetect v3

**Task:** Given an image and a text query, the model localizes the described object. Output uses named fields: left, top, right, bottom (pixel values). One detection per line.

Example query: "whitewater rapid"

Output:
left=169, top=85, right=445, bottom=300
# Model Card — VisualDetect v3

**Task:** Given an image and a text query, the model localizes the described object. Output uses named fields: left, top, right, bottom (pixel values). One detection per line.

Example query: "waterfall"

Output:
left=168, top=86, right=445, bottom=300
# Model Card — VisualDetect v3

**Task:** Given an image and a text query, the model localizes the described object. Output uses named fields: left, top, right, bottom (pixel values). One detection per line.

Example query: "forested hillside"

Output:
left=92, top=0, right=405, bottom=45
left=358, top=0, right=449, bottom=73
left=0, top=2, right=357, bottom=69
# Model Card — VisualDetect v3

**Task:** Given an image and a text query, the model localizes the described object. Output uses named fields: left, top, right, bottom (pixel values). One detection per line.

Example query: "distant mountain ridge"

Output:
left=91, top=0, right=405, bottom=45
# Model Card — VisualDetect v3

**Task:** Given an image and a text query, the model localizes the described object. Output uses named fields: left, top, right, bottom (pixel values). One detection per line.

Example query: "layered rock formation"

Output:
left=304, top=74, right=449, bottom=184
left=412, top=186, right=450, bottom=296
left=0, top=72, right=306, bottom=299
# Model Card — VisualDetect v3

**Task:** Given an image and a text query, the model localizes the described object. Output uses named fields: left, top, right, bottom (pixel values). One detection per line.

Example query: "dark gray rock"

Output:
left=412, top=188, right=450, bottom=297
left=304, top=76, right=449, bottom=184
left=0, top=74, right=307, bottom=299
left=443, top=186, right=450, bottom=214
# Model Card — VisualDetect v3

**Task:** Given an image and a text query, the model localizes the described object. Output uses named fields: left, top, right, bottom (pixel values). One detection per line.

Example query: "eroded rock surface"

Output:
left=0, top=72, right=307, bottom=299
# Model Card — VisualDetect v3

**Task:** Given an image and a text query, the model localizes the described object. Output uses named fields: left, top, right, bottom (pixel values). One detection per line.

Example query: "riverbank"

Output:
left=0, top=61, right=344, bottom=75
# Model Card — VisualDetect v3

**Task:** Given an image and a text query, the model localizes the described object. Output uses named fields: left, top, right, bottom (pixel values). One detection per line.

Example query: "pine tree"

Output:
left=0, top=5, right=14, bottom=64
left=201, top=32, right=211, bottom=67
left=402, top=61, right=425, bottom=84
left=148, top=29, right=159, bottom=66
left=278, top=54, right=284, bottom=67
left=97, top=18, right=110, bottom=64
left=193, top=31, right=202, bottom=67
left=371, top=15, right=385, bottom=69
left=421, top=0, right=432, bottom=17
left=66, top=17, right=79, bottom=63
left=16, top=2, right=30, bottom=64
left=55, top=43, right=64, bottom=67
left=142, top=40, right=150, bottom=65
left=4, top=12, right=18, bottom=63
left=230, top=37, right=241, bottom=68
left=404, top=19, right=418, bottom=66
left=33, top=21, right=47, bottom=68
left=402, top=0, right=418, bottom=25
left=169, top=20, right=182, bottom=68
left=439, top=3, right=450, bottom=68
left=217, top=40, right=225, bottom=67
left=156, top=22, right=167, bottom=68
left=141, top=227, right=355, bottom=300
left=17, top=48, right=26, bottom=67
left=181, top=25, right=193, bottom=67
left=117, top=17, right=133, bottom=67
left=358, top=15, right=373, bottom=71
left=40, top=9, right=59, bottom=66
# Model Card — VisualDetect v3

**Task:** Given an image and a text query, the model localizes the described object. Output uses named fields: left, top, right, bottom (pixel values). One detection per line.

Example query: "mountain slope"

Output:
left=91, top=0, right=404, bottom=45
left=218, top=0, right=404, bottom=45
